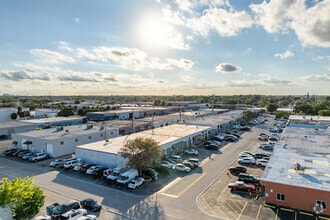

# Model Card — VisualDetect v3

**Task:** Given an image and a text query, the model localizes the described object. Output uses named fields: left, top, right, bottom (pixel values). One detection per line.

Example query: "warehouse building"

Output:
left=260, top=116, right=330, bottom=216
left=75, top=124, right=211, bottom=168
left=11, top=124, right=118, bottom=158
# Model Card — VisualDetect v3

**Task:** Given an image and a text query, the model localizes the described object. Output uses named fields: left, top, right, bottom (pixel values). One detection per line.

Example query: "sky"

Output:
left=0, top=0, right=329, bottom=96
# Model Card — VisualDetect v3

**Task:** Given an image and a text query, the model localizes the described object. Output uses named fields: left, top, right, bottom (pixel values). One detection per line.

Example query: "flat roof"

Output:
left=261, top=125, right=330, bottom=191
left=16, top=124, right=114, bottom=141
left=77, top=124, right=211, bottom=154
left=185, top=110, right=243, bottom=126
left=0, top=121, right=36, bottom=129
left=23, top=116, right=83, bottom=124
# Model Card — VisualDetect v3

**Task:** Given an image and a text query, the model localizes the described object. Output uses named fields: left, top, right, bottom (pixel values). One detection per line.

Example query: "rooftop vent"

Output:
left=56, top=126, right=64, bottom=132
left=86, top=124, right=93, bottom=129
left=294, top=163, right=305, bottom=171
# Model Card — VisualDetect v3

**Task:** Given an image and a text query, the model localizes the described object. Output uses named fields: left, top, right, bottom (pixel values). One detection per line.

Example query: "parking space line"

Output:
left=237, top=201, right=248, bottom=220
left=256, top=204, right=263, bottom=219
left=158, top=177, right=182, bottom=194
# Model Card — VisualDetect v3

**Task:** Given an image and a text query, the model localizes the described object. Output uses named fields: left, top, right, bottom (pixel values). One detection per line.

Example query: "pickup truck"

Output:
left=28, top=152, right=49, bottom=162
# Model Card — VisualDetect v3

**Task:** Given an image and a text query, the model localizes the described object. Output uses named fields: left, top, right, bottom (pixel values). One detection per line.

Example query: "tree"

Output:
left=121, top=137, right=163, bottom=173
left=57, top=108, right=74, bottom=117
left=0, top=177, right=45, bottom=219
left=266, top=103, right=278, bottom=113
left=11, top=113, right=17, bottom=120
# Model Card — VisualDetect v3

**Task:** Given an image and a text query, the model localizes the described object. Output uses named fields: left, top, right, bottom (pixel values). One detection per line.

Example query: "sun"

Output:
left=135, top=12, right=170, bottom=50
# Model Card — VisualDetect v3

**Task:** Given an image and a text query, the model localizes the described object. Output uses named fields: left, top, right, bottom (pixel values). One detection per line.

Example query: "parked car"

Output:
left=86, top=166, right=101, bottom=175
left=238, top=158, right=255, bottom=165
left=61, top=208, right=87, bottom=220
left=80, top=164, right=96, bottom=174
left=259, top=144, right=274, bottom=151
left=184, top=149, right=199, bottom=155
left=204, top=143, right=219, bottom=150
left=80, top=198, right=102, bottom=212
left=22, top=152, right=35, bottom=160
left=73, top=162, right=85, bottom=171
left=268, top=136, right=279, bottom=141
left=63, top=159, right=82, bottom=169
left=93, top=166, right=108, bottom=177
left=186, top=158, right=200, bottom=167
left=49, top=159, right=64, bottom=167
left=258, top=134, right=269, bottom=141
left=128, top=177, right=145, bottom=189
left=12, top=149, right=28, bottom=157
left=256, top=159, right=268, bottom=167
left=224, top=136, right=237, bottom=142
left=254, top=152, right=271, bottom=159
left=238, top=151, right=255, bottom=157
left=46, top=200, right=80, bottom=216
left=212, top=135, right=225, bottom=142
left=182, top=161, right=195, bottom=170
left=2, top=148, right=18, bottom=156
left=32, top=215, right=51, bottom=220
left=228, top=165, right=247, bottom=174
left=160, top=160, right=175, bottom=169
left=170, top=155, right=182, bottom=163
left=228, top=181, right=255, bottom=192
left=237, top=154, right=254, bottom=160
left=238, top=173, right=260, bottom=184
left=0, top=134, right=9, bottom=139
left=28, top=152, right=49, bottom=162
left=240, top=126, right=250, bottom=131
left=117, top=168, right=139, bottom=185
left=175, top=163, right=191, bottom=172
left=142, top=168, right=159, bottom=180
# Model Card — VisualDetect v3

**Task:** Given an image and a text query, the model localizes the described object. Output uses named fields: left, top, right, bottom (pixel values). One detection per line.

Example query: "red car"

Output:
left=228, top=181, right=255, bottom=191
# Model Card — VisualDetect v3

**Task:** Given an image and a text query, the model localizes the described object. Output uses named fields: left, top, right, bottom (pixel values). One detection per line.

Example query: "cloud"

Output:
left=167, top=58, right=195, bottom=70
left=30, top=49, right=75, bottom=64
left=58, top=75, right=98, bottom=82
left=215, top=63, right=241, bottom=73
left=300, top=73, right=330, bottom=81
left=73, top=17, right=80, bottom=23
left=274, top=50, right=294, bottom=59
left=58, top=41, right=73, bottom=52
left=250, top=0, right=330, bottom=47
left=0, top=70, right=49, bottom=81
left=312, top=55, right=330, bottom=61
left=188, top=8, right=253, bottom=37
left=226, top=80, right=261, bottom=87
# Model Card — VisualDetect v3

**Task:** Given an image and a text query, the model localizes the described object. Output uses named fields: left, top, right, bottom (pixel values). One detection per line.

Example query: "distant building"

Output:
left=12, top=124, right=118, bottom=157
left=0, top=108, right=17, bottom=122
left=260, top=115, right=330, bottom=216
left=75, top=124, right=211, bottom=168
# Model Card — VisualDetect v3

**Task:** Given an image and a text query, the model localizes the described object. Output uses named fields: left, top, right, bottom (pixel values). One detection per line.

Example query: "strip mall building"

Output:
left=260, top=116, right=330, bottom=216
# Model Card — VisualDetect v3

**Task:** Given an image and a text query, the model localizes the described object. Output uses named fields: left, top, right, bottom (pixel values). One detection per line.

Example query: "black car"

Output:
left=240, top=126, right=250, bottom=131
left=254, top=152, right=271, bottom=159
left=92, top=166, right=108, bottom=177
left=238, top=173, right=260, bottom=185
left=2, top=148, right=18, bottom=156
left=204, top=143, right=219, bottom=150
left=80, top=198, right=102, bottom=212
left=229, top=165, right=247, bottom=174
left=46, top=200, right=80, bottom=216
left=224, top=136, right=237, bottom=142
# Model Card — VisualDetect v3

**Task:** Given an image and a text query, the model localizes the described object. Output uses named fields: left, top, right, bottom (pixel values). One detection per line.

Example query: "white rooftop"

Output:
left=261, top=120, right=330, bottom=191
left=77, top=124, right=211, bottom=154
left=16, top=124, right=113, bottom=141
left=23, top=116, right=83, bottom=124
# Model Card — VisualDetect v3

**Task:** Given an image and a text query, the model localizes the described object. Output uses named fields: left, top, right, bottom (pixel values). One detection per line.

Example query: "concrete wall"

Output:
left=262, top=180, right=330, bottom=216
left=75, top=148, right=128, bottom=168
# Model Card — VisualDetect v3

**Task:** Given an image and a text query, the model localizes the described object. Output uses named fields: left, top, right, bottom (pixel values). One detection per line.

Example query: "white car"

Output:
left=184, top=149, right=199, bottom=155
left=61, top=208, right=87, bottom=220
left=239, top=151, right=255, bottom=157
left=86, top=166, right=101, bottom=175
left=128, top=177, right=144, bottom=189
left=238, top=158, right=256, bottom=165
left=160, top=160, right=175, bottom=169
left=175, top=163, right=191, bottom=172
left=73, top=162, right=85, bottom=171
left=256, top=159, right=268, bottom=167
left=258, top=134, right=269, bottom=141
left=237, top=154, right=254, bottom=160
left=32, top=215, right=51, bottom=220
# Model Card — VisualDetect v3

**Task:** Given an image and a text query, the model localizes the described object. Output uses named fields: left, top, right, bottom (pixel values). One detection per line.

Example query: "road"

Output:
left=0, top=118, right=271, bottom=220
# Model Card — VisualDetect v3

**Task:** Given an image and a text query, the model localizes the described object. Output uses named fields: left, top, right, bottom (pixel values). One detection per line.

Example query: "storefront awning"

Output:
left=23, top=140, right=32, bottom=145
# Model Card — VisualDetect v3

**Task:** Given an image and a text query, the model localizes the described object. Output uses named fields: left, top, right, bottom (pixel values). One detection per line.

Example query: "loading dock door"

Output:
left=47, top=144, right=53, bottom=157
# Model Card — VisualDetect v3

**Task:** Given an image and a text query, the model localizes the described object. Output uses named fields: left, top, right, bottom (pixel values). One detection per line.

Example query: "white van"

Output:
left=106, top=166, right=130, bottom=183
left=63, top=158, right=81, bottom=169
left=116, top=168, right=138, bottom=185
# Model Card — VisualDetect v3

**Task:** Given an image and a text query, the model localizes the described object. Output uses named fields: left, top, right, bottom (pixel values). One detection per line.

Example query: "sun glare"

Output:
left=136, top=12, right=169, bottom=50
